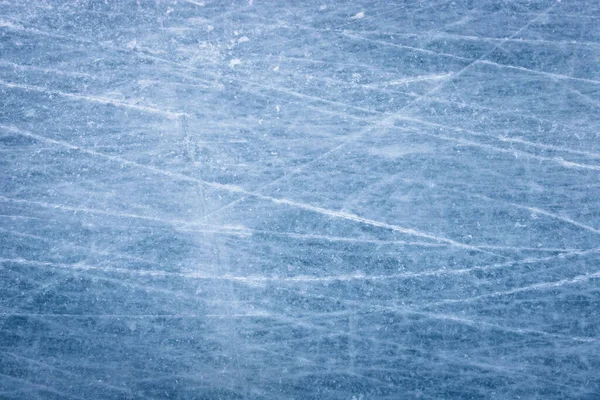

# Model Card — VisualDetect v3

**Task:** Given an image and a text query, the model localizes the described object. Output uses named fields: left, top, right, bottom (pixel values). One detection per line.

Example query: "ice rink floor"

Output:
left=1, top=1, right=600, bottom=398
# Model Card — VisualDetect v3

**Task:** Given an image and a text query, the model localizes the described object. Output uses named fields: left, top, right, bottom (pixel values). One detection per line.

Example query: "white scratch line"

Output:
left=434, top=270, right=600, bottom=306
left=0, top=209, right=576, bottom=253
left=399, top=124, right=600, bottom=171
left=340, top=30, right=600, bottom=50
left=396, top=113, right=600, bottom=160
left=467, top=193, right=600, bottom=235
left=0, top=227, right=47, bottom=241
left=0, top=18, right=91, bottom=44
left=246, top=230, right=580, bottom=252
left=182, top=0, right=205, bottom=6
left=477, top=60, right=600, bottom=85
left=0, top=194, right=190, bottom=226
left=369, top=306, right=600, bottom=344
left=387, top=73, right=454, bottom=86
left=233, top=77, right=383, bottom=116
left=0, top=214, right=42, bottom=221
left=0, top=372, right=85, bottom=400
left=339, top=32, right=471, bottom=61
left=427, top=311, right=600, bottom=343
left=498, top=136, right=600, bottom=159
left=259, top=287, right=600, bottom=344
left=0, top=59, right=95, bottom=79
left=201, top=2, right=562, bottom=226
left=1, top=125, right=487, bottom=253
left=0, top=195, right=251, bottom=238
left=0, top=313, right=270, bottom=319
left=0, top=79, right=186, bottom=119
left=437, top=31, right=600, bottom=49
left=5, top=248, right=598, bottom=285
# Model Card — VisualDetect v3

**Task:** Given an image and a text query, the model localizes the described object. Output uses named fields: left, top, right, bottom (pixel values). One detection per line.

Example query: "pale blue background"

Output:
left=1, top=0, right=599, bottom=398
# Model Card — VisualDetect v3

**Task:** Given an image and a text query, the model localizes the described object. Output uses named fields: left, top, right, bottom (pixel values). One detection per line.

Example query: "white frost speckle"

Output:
left=3, top=2, right=597, bottom=399
left=0, top=19, right=19, bottom=29
left=192, top=42, right=222, bottom=65
left=368, top=144, right=433, bottom=159
left=228, top=59, right=242, bottom=68
left=126, top=39, right=137, bottom=50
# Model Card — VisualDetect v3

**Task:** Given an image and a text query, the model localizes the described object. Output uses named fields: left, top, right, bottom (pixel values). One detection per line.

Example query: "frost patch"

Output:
left=229, top=58, right=242, bottom=68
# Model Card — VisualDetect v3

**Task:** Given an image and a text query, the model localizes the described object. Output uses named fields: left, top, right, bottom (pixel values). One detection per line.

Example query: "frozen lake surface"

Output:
left=1, top=0, right=600, bottom=398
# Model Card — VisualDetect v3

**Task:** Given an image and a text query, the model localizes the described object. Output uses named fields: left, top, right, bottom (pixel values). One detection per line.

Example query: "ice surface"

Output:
left=1, top=0, right=600, bottom=399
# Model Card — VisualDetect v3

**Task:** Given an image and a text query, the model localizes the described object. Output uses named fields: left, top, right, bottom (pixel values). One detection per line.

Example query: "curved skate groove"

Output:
left=0, top=79, right=187, bottom=119
left=428, top=270, right=600, bottom=307
left=1, top=125, right=490, bottom=254
left=2, top=1, right=599, bottom=398
left=269, top=285, right=600, bottom=345
left=183, top=2, right=565, bottom=227
left=4, top=246, right=596, bottom=287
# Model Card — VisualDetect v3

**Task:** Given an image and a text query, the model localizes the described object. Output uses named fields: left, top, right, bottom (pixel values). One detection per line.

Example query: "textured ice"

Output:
left=1, top=0, right=600, bottom=399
